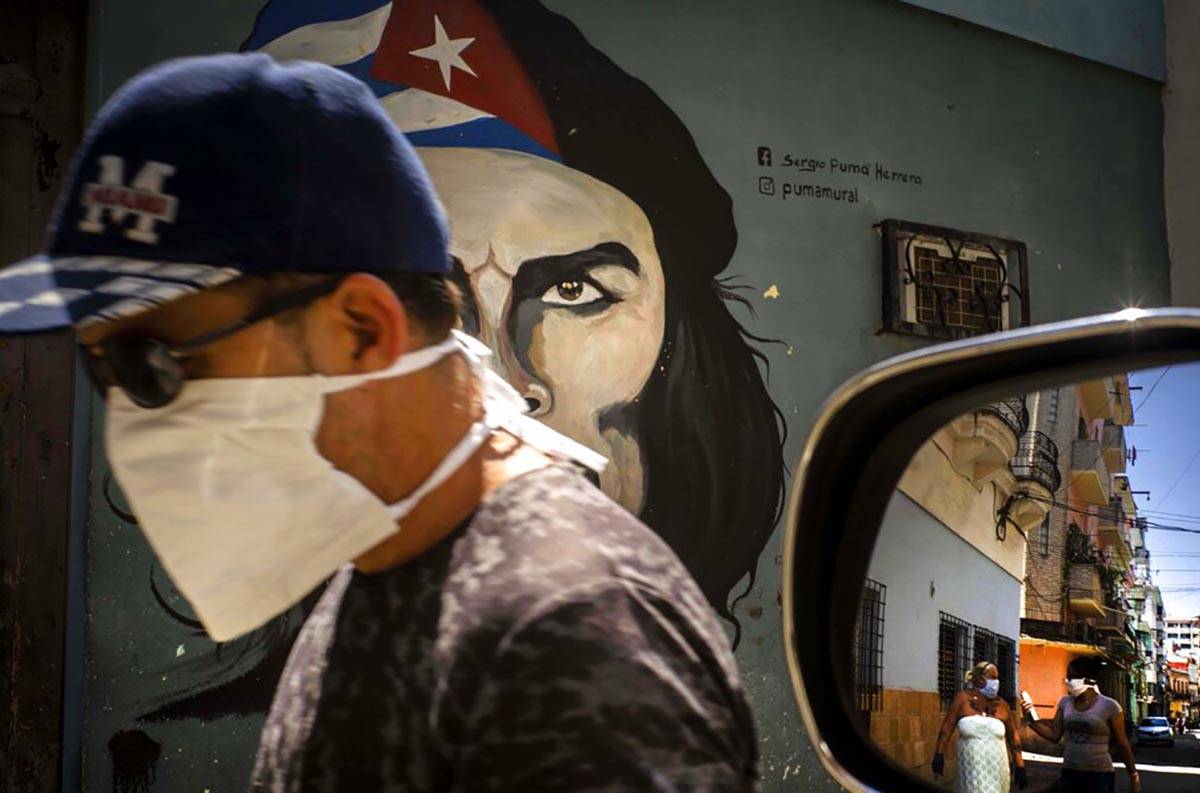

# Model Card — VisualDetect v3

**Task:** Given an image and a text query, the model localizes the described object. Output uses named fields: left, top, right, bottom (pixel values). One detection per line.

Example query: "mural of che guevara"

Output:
left=129, top=0, right=786, bottom=721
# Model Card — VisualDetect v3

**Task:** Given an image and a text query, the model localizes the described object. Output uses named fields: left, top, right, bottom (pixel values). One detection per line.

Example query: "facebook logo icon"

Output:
left=757, top=146, right=772, bottom=167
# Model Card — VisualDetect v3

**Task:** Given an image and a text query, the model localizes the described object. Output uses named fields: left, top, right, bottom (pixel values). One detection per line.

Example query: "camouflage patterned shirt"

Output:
left=251, top=464, right=759, bottom=792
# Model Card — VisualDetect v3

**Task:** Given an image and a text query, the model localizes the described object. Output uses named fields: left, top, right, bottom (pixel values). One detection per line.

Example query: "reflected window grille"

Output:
left=973, top=626, right=997, bottom=668
left=1011, top=431, right=1063, bottom=493
left=854, top=578, right=886, bottom=714
left=996, top=635, right=1017, bottom=705
left=938, top=612, right=972, bottom=706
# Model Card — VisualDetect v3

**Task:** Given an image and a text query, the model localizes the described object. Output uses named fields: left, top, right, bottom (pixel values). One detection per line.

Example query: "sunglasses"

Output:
left=81, top=278, right=342, bottom=409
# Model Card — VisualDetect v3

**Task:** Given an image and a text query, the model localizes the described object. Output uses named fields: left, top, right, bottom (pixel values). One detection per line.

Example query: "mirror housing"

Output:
left=781, top=308, right=1200, bottom=792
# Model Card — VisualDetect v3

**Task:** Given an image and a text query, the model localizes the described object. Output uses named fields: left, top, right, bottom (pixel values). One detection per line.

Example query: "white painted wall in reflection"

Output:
left=869, top=490, right=1022, bottom=693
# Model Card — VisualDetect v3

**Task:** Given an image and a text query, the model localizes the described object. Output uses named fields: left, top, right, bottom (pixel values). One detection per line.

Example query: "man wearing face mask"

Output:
left=0, top=54, right=760, bottom=792
left=1021, top=657, right=1139, bottom=793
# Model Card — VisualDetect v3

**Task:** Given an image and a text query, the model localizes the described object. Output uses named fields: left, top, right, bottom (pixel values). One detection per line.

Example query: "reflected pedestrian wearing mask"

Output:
left=1021, top=657, right=1139, bottom=793
left=932, top=662, right=1028, bottom=792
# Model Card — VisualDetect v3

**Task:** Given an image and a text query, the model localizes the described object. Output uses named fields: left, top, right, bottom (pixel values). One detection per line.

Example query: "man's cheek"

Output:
left=314, top=391, right=371, bottom=465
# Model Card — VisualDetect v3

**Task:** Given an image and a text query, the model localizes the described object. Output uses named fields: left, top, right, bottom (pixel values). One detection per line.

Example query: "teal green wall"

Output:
left=899, top=0, right=1165, bottom=80
left=81, top=1, right=1169, bottom=790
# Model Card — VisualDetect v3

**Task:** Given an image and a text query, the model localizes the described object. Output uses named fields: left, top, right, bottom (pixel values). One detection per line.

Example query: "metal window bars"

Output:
left=996, top=636, right=1018, bottom=705
left=854, top=578, right=887, bottom=713
left=973, top=627, right=997, bottom=668
left=879, top=219, right=1031, bottom=341
left=938, top=613, right=1016, bottom=706
left=938, top=612, right=973, bottom=706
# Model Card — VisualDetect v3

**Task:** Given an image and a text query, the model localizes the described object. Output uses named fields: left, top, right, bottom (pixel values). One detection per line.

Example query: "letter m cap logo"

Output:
left=77, top=156, right=178, bottom=244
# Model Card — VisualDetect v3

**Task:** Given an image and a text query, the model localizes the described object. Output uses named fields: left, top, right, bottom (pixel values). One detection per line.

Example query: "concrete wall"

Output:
left=78, top=1, right=1172, bottom=790
left=901, top=0, right=1165, bottom=81
left=869, top=491, right=1022, bottom=693
left=898, top=430, right=1028, bottom=580
left=1165, top=0, right=1200, bottom=307
left=868, top=489, right=1023, bottom=782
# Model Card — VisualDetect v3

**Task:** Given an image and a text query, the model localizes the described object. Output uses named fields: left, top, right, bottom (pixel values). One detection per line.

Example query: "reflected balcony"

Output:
left=1113, top=474, right=1138, bottom=514
left=1070, top=438, right=1111, bottom=506
left=947, top=397, right=1028, bottom=487
left=1065, top=621, right=1099, bottom=646
left=1103, top=633, right=1138, bottom=662
left=1098, top=499, right=1133, bottom=565
left=1011, top=431, right=1061, bottom=494
left=980, top=396, right=1030, bottom=439
left=1110, top=373, right=1134, bottom=426
left=1005, top=429, right=1059, bottom=533
left=1096, top=608, right=1130, bottom=635
left=1068, top=563, right=1106, bottom=619
left=1078, top=377, right=1116, bottom=422
left=1102, top=423, right=1127, bottom=474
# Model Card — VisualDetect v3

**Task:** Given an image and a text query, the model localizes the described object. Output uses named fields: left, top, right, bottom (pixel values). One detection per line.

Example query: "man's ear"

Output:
left=320, top=274, right=410, bottom=369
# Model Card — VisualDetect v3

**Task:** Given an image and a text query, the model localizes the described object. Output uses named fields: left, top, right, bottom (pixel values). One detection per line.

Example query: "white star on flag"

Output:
left=408, top=14, right=477, bottom=91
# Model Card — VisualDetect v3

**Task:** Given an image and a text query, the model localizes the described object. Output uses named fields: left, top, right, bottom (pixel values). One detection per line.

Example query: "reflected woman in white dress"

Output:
left=932, top=662, right=1028, bottom=792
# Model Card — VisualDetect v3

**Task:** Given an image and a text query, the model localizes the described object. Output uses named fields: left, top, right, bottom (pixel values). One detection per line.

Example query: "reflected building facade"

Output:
left=863, top=396, right=1052, bottom=779
left=1016, top=375, right=1169, bottom=747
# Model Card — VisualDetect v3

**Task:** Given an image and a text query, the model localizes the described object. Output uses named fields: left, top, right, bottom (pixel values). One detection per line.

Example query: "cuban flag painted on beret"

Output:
left=242, top=0, right=561, bottom=162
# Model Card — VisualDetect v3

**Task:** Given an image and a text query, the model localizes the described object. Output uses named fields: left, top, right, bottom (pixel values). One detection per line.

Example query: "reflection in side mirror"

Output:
left=782, top=311, right=1200, bottom=793
left=858, top=366, right=1193, bottom=790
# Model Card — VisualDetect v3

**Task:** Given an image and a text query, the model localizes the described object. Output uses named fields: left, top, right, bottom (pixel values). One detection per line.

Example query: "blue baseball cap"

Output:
left=0, top=52, right=450, bottom=333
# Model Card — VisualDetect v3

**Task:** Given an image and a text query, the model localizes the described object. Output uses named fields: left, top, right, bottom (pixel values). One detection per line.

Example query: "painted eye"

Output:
left=541, top=279, right=605, bottom=306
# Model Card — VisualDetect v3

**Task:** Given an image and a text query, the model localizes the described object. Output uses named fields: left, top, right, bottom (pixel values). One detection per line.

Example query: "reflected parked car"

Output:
left=1134, top=716, right=1175, bottom=747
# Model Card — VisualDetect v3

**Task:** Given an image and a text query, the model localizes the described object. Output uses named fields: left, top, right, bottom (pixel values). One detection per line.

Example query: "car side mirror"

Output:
left=781, top=308, right=1199, bottom=791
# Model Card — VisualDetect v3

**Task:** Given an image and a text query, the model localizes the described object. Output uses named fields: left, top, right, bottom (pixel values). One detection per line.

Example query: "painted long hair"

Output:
left=481, top=0, right=786, bottom=628
left=135, top=0, right=784, bottom=721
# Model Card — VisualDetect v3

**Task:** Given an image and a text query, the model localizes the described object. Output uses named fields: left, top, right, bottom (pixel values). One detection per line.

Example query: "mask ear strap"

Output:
left=385, top=418, right=497, bottom=520
left=503, top=413, right=608, bottom=473
left=317, top=332, right=463, bottom=394
left=380, top=331, right=609, bottom=522
left=451, top=329, right=494, bottom=361
left=387, top=367, right=529, bottom=520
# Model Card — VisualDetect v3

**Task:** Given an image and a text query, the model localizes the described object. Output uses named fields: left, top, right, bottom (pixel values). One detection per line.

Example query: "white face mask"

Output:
left=106, top=330, right=605, bottom=642
left=1066, top=678, right=1097, bottom=697
left=978, top=678, right=1000, bottom=699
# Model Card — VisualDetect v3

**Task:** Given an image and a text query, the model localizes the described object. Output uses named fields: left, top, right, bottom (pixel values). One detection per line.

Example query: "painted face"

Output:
left=418, top=147, right=667, bottom=512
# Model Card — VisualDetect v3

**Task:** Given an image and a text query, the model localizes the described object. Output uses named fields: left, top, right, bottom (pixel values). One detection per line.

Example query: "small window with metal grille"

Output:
left=938, top=612, right=972, bottom=706
left=879, top=219, right=1029, bottom=341
left=1039, top=516, right=1051, bottom=557
left=854, top=578, right=886, bottom=714
left=996, top=635, right=1017, bottom=705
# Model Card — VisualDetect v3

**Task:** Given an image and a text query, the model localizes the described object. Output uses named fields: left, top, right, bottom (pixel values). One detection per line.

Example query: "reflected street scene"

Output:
left=860, top=365, right=1200, bottom=792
